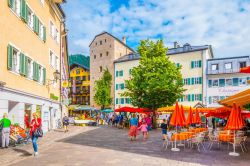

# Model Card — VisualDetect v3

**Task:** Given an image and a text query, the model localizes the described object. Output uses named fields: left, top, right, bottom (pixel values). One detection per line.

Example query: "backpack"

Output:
left=0, top=121, right=4, bottom=131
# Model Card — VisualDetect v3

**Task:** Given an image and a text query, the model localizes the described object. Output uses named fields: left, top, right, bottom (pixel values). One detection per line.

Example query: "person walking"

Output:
left=30, top=113, right=42, bottom=156
left=160, top=119, right=168, bottom=140
left=0, top=113, right=11, bottom=148
left=145, top=114, right=152, bottom=138
left=137, top=121, right=148, bottom=141
left=62, top=114, right=69, bottom=132
left=128, top=114, right=138, bottom=141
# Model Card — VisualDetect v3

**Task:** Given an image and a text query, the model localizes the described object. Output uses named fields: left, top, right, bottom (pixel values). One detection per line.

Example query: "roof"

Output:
left=114, top=44, right=213, bottom=63
left=56, top=4, right=66, bottom=18
left=207, top=55, right=250, bottom=61
left=70, top=63, right=89, bottom=71
left=69, top=54, right=90, bottom=69
left=89, top=31, right=135, bottom=52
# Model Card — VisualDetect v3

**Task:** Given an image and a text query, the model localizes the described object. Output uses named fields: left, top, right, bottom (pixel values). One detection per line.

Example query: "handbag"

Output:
left=34, top=127, right=43, bottom=137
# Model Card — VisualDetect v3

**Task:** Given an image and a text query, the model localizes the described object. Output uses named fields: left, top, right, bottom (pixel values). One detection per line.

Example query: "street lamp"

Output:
left=46, top=70, right=61, bottom=87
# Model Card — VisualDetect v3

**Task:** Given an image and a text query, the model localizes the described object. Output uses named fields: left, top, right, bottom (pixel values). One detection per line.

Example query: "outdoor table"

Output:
left=171, top=132, right=193, bottom=141
left=189, top=128, right=207, bottom=133
left=219, top=134, right=234, bottom=142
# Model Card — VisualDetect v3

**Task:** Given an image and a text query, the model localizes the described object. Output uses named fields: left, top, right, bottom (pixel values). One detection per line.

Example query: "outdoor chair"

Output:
left=191, top=135, right=206, bottom=152
left=208, top=135, right=220, bottom=150
left=242, top=136, right=248, bottom=152
left=163, top=137, right=174, bottom=150
left=228, top=137, right=245, bottom=153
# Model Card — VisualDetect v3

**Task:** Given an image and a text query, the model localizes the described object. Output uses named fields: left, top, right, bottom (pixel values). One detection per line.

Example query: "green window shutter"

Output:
left=33, top=15, right=36, bottom=32
left=21, top=0, right=27, bottom=22
left=192, top=94, right=195, bottom=101
left=37, top=20, right=40, bottom=35
left=24, top=56, right=28, bottom=76
left=19, top=53, right=24, bottom=75
left=199, top=94, right=202, bottom=101
left=199, top=77, right=202, bottom=84
left=219, top=79, right=225, bottom=87
left=191, top=61, right=194, bottom=69
left=7, top=45, right=13, bottom=70
left=43, top=26, right=46, bottom=42
left=116, top=84, right=118, bottom=90
left=199, top=60, right=202, bottom=68
left=208, top=80, right=212, bottom=87
left=43, top=68, right=46, bottom=85
left=188, top=94, right=191, bottom=101
left=209, top=97, right=212, bottom=104
left=187, top=78, right=191, bottom=85
left=191, top=78, right=194, bottom=85
left=121, top=83, right=125, bottom=90
left=233, top=78, right=239, bottom=86
left=8, top=0, right=14, bottom=8
left=33, top=62, right=36, bottom=81
left=121, top=98, right=124, bottom=104
left=116, top=98, right=118, bottom=104
left=116, top=71, right=118, bottom=77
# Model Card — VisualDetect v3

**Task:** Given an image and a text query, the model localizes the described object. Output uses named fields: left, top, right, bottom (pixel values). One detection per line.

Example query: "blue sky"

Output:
left=62, top=0, right=250, bottom=58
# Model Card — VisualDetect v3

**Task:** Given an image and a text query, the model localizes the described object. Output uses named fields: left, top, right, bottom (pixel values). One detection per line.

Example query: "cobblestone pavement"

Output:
left=4, top=126, right=250, bottom=166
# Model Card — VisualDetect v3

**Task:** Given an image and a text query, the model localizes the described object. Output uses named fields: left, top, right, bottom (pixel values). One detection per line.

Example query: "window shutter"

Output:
left=7, top=45, right=13, bottom=70
left=43, top=68, right=46, bottom=85
left=199, top=60, right=202, bottom=67
left=116, top=84, right=118, bottom=90
left=188, top=94, right=191, bottom=101
left=33, top=15, right=36, bottom=32
left=191, top=61, right=194, bottom=69
left=33, top=62, right=37, bottom=81
left=121, top=98, right=124, bottom=104
left=199, top=77, right=202, bottom=84
left=233, top=78, right=239, bottom=86
left=199, top=94, right=202, bottom=101
left=209, top=97, right=212, bottom=104
left=8, top=0, right=14, bottom=8
left=43, top=26, right=46, bottom=42
left=187, top=78, right=191, bottom=85
left=19, top=53, right=24, bottom=75
left=21, top=0, right=27, bottom=22
left=116, top=98, right=118, bottom=104
left=191, top=78, right=194, bottom=85
left=219, top=79, right=225, bottom=87
left=116, top=71, right=118, bottom=77
left=192, top=94, right=195, bottom=101
left=24, top=56, right=28, bottom=77
left=37, top=20, right=40, bottom=35
left=208, top=80, right=212, bottom=87
left=121, top=83, right=124, bottom=90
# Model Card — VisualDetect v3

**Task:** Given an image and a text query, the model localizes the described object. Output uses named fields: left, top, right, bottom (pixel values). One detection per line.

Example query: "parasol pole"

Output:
left=171, top=124, right=180, bottom=151
left=229, top=130, right=239, bottom=156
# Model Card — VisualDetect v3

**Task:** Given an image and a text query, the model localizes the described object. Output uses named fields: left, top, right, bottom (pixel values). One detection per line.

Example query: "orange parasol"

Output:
left=225, top=103, right=245, bottom=130
left=170, top=102, right=186, bottom=126
left=240, top=66, right=250, bottom=73
left=186, top=107, right=194, bottom=125
left=193, top=108, right=201, bottom=124
left=180, top=105, right=186, bottom=126
left=225, top=103, right=245, bottom=156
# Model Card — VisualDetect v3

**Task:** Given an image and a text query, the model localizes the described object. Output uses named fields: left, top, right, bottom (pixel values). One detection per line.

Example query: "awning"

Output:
left=115, top=107, right=151, bottom=113
left=219, top=88, right=250, bottom=107
left=100, top=109, right=114, bottom=113
left=68, top=105, right=98, bottom=111
left=157, top=105, right=190, bottom=112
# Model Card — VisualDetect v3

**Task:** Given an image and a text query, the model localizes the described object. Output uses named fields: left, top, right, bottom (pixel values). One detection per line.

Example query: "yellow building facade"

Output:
left=0, top=0, right=68, bottom=132
left=69, top=64, right=90, bottom=106
left=114, top=43, right=213, bottom=108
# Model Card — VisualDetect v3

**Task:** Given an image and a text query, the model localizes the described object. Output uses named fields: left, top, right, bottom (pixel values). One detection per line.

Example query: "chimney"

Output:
left=174, top=41, right=178, bottom=48
left=122, top=36, right=126, bottom=44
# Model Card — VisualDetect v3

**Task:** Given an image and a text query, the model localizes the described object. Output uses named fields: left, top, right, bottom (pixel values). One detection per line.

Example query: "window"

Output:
left=95, top=42, right=97, bottom=46
left=13, top=0, right=21, bottom=16
left=121, top=98, right=125, bottom=104
left=105, top=39, right=107, bottom=42
left=239, top=78, right=247, bottom=86
left=211, top=96, right=219, bottom=104
left=50, top=21, right=59, bottom=43
left=219, top=79, right=225, bottom=87
left=233, top=78, right=239, bottom=86
left=208, top=80, right=212, bottom=87
left=212, top=80, right=218, bottom=87
left=100, top=41, right=102, bottom=45
left=212, top=64, right=219, bottom=71
left=239, top=62, right=246, bottom=68
left=12, top=48, right=20, bottom=73
left=100, top=53, right=102, bottom=58
left=27, top=7, right=33, bottom=29
left=176, top=63, right=180, bottom=67
left=99, top=66, right=102, bottom=72
left=183, top=78, right=188, bottom=85
left=116, top=70, right=123, bottom=77
left=191, top=60, right=202, bottom=68
left=225, top=79, right=232, bottom=86
left=125, top=98, right=131, bottom=104
left=49, top=51, right=53, bottom=67
left=27, top=58, right=33, bottom=79
left=82, top=76, right=86, bottom=81
left=76, top=76, right=81, bottom=81
left=106, top=51, right=109, bottom=56
left=38, top=65, right=43, bottom=83
left=94, top=55, right=96, bottom=59
left=76, top=69, right=80, bottom=75
left=40, top=0, right=45, bottom=5
left=39, top=23, right=44, bottom=39
left=55, top=29, right=59, bottom=42
left=225, top=62, right=232, bottom=70
left=55, top=56, right=59, bottom=70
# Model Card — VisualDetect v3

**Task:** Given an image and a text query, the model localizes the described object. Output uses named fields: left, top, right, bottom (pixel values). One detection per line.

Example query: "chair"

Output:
left=208, top=135, right=220, bottom=150
left=241, top=136, right=248, bottom=152
left=191, top=135, right=206, bottom=152
left=163, top=137, right=174, bottom=150
left=228, top=137, right=245, bottom=153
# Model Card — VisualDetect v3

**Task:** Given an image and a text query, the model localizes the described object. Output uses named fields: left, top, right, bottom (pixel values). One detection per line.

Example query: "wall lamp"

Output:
left=46, top=70, right=61, bottom=87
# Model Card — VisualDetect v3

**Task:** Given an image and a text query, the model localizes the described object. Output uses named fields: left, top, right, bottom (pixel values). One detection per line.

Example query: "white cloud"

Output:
left=63, top=0, right=250, bottom=58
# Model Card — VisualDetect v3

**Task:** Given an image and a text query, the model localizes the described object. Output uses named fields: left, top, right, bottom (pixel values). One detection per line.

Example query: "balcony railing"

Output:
left=207, top=68, right=240, bottom=75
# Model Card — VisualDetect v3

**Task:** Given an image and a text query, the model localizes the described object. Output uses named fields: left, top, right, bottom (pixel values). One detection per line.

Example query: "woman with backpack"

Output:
left=30, top=112, right=42, bottom=156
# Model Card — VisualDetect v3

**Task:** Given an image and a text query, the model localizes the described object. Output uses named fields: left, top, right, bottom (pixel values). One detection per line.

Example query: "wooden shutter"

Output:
left=33, top=15, right=36, bottom=32
left=33, top=62, right=37, bottom=81
left=43, top=26, right=46, bottom=42
left=191, top=61, right=194, bottom=69
left=192, top=94, right=195, bottom=101
left=116, top=98, right=118, bottom=104
left=24, top=56, right=28, bottom=77
left=116, top=71, right=118, bottom=77
left=116, top=84, right=118, bottom=90
left=188, top=94, right=191, bottom=101
left=8, top=0, right=14, bottom=8
left=7, top=45, right=13, bottom=70
left=199, top=60, right=202, bottom=67
left=21, top=0, right=27, bottom=22
left=199, top=94, right=203, bottom=101
left=19, top=53, right=24, bottom=75
left=187, top=78, right=191, bottom=85
left=43, top=68, right=46, bottom=85
left=191, top=78, right=194, bottom=85
left=199, top=77, right=202, bottom=84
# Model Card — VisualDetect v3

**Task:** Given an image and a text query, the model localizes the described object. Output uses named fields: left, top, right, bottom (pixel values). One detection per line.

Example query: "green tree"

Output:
left=94, top=69, right=112, bottom=109
left=123, top=39, right=185, bottom=112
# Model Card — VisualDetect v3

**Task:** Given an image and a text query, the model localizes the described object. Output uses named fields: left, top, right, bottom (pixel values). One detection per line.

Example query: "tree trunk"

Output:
left=152, top=110, right=157, bottom=129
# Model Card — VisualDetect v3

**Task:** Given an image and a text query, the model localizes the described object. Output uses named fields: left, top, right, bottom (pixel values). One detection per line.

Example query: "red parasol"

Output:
left=170, top=102, right=186, bottom=126
left=115, top=107, right=151, bottom=113
left=193, top=108, right=201, bottom=124
left=240, top=66, right=250, bottom=73
left=186, top=107, right=194, bottom=125
left=180, top=105, right=186, bottom=125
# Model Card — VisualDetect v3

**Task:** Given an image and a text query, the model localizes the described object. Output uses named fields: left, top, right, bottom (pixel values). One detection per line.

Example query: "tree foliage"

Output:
left=94, top=69, right=112, bottom=109
left=123, top=39, right=185, bottom=110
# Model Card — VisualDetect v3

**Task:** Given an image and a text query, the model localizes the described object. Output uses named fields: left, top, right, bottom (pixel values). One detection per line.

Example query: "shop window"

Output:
left=212, top=80, right=218, bottom=87
left=225, top=78, right=232, bottom=86
left=211, top=64, right=219, bottom=71
left=239, top=62, right=246, bottom=68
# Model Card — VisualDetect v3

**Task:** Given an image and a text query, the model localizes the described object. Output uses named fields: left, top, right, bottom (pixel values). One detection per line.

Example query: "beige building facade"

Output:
left=0, top=0, right=68, bottom=132
left=114, top=43, right=213, bottom=109
left=89, top=32, right=134, bottom=109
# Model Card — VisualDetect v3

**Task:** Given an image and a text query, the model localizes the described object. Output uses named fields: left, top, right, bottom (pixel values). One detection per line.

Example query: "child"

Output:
left=137, top=121, right=148, bottom=140
left=160, top=119, right=168, bottom=140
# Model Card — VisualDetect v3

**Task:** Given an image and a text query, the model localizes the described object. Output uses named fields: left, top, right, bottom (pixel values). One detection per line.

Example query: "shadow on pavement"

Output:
left=57, top=126, right=250, bottom=165
left=13, top=148, right=33, bottom=156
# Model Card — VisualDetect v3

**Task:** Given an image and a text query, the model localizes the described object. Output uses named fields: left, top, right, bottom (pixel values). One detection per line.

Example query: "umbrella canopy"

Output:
left=115, top=107, right=151, bottom=113
left=180, top=105, right=186, bottom=125
left=157, top=105, right=190, bottom=112
left=240, top=66, right=250, bottom=73
left=193, top=108, right=201, bottom=124
left=225, top=103, right=245, bottom=130
left=170, top=102, right=186, bottom=126
left=186, top=107, right=194, bottom=125
left=101, top=109, right=114, bottom=113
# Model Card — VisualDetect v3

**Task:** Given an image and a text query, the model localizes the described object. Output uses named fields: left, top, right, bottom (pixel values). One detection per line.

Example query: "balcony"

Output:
left=207, top=68, right=240, bottom=75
